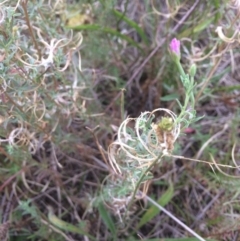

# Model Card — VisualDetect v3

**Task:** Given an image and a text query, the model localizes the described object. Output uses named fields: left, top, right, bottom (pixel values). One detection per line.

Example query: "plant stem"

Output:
left=176, top=94, right=190, bottom=124
left=22, top=0, right=42, bottom=59
left=176, top=60, right=185, bottom=77
left=125, top=153, right=164, bottom=218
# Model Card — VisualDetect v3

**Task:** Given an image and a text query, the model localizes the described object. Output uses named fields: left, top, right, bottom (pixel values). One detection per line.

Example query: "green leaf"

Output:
left=193, top=17, right=215, bottom=33
left=137, top=183, right=174, bottom=228
left=112, top=9, right=149, bottom=45
left=68, top=24, right=142, bottom=50
left=98, top=202, right=116, bottom=239
left=175, top=99, right=183, bottom=109
left=179, top=16, right=215, bottom=38
left=48, top=206, right=96, bottom=240
left=160, top=93, right=179, bottom=101
left=212, top=0, right=220, bottom=8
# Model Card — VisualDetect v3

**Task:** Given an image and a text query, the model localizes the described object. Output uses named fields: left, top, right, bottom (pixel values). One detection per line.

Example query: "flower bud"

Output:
left=169, top=38, right=181, bottom=62
left=158, top=117, right=174, bottom=132
left=189, top=63, right=197, bottom=77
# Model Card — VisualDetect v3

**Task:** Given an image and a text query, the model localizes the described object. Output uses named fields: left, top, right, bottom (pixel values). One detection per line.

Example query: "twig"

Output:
left=22, top=0, right=42, bottom=59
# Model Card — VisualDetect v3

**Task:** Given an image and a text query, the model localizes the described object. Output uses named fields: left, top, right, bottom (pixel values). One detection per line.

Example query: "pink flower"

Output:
left=170, top=38, right=180, bottom=56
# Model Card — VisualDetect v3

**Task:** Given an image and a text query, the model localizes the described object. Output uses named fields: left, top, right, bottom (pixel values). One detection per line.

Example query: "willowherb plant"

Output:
left=104, top=38, right=199, bottom=219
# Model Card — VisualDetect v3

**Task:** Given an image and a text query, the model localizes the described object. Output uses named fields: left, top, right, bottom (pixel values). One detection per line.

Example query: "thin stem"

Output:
left=176, top=94, right=190, bottom=124
left=195, top=55, right=222, bottom=102
left=125, top=153, right=164, bottom=217
left=0, top=85, right=24, bottom=113
left=22, top=0, right=42, bottom=59
left=176, top=60, right=185, bottom=77
left=120, top=89, right=125, bottom=122
left=144, top=194, right=206, bottom=241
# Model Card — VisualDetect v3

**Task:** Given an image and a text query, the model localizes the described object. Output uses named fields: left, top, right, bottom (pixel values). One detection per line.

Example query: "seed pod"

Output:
left=153, top=117, right=175, bottom=152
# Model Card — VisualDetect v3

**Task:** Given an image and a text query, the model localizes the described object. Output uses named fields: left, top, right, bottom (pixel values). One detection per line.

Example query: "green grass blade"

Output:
left=179, top=16, right=215, bottom=38
left=48, top=207, right=96, bottom=240
left=98, top=202, right=116, bottom=239
left=68, top=24, right=143, bottom=50
left=161, top=93, right=180, bottom=101
left=112, top=9, right=149, bottom=45
left=137, top=183, right=174, bottom=229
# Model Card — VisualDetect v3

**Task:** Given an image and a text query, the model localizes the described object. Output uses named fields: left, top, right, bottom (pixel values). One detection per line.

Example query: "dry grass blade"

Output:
left=0, top=222, right=10, bottom=241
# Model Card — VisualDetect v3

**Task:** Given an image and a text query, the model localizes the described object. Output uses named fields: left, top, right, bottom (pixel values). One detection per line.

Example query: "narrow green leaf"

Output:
left=213, top=84, right=240, bottom=92
left=176, top=99, right=183, bottom=109
left=68, top=24, right=101, bottom=31
left=160, top=93, right=179, bottom=101
left=98, top=202, right=116, bottom=238
left=212, top=0, right=220, bottom=8
left=179, top=16, right=214, bottom=38
left=48, top=206, right=96, bottom=240
left=193, top=16, right=215, bottom=33
left=137, top=183, right=174, bottom=228
left=68, top=24, right=142, bottom=50
left=112, top=9, right=149, bottom=45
